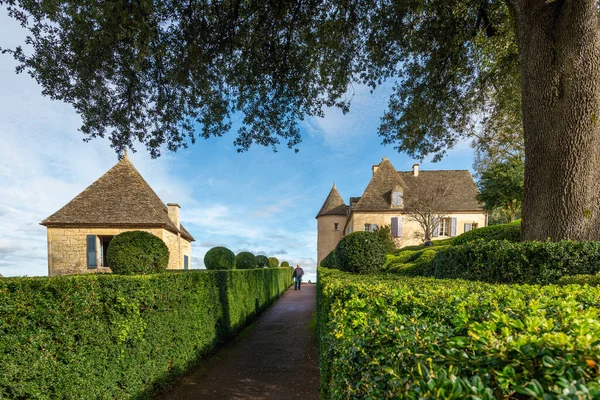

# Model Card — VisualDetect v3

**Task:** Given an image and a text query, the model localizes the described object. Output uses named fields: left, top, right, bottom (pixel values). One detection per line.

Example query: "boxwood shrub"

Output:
left=268, top=257, right=279, bottom=268
left=433, top=239, right=600, bottom=284
left=317, top=268, right=600, bottom=399
left=335, top=231, right=386, bottom=273
left=0, top=268, right=292, bottom=399
left=235, top=252, right=256, bottom=269
left=204, top=246, right=235, bottom=270
left=320, top=249, right=338, bottom=269
left=281, top=261, right=290, bottom=268
left=255, top=255, right=269, bottom=268
left=107, top=231, right=169, bottom=275
left=451, top=219, right=521, bottom=245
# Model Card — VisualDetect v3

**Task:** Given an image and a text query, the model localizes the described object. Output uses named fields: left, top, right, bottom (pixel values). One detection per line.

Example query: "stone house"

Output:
left=316, top=158, right=486, bottom=265
left=41, top=151, right=194, bottom=277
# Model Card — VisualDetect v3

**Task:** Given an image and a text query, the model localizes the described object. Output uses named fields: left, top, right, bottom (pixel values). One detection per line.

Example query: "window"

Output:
left=334, top=223, right=339, bottom=231
left=184, top=255, right=189, bottom=270
left=86, top=235, right=113, bottom=269
left=439, top=219, right=449, bottom=236
left=392, top=191, right=403, bottom=207
left=364, top=224, right=371, bottom=232
left=464, top=223, right=478, bottom=233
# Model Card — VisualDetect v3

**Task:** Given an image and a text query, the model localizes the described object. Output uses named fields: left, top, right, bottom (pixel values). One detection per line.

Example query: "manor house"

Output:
left=316, top=158, right=486, bottom=265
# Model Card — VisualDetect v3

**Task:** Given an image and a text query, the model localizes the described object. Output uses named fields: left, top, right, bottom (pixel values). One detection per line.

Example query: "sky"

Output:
left=0, top=12, right=476, bottom=281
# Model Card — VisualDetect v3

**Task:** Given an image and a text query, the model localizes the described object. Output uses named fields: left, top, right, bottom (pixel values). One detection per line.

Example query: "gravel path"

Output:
left=155, top=284, right=319, bottom=400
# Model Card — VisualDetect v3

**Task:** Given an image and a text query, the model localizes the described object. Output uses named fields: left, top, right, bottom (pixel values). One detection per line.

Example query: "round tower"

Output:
left=316, top=183, right=348, bottom=266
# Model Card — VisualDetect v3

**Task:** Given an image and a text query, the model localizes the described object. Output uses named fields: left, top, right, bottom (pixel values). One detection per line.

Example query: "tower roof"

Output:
left=40, top=154, right=194, bottom=241
left=316, top=184, right=348, bottom=218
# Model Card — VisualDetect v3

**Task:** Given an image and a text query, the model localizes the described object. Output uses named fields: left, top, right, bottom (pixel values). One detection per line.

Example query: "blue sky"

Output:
left=0, top=12, right=475, bottom=281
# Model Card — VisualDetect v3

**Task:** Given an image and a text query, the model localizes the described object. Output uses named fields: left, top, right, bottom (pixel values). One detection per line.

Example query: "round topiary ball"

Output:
left=256, top=255, right=269, bottom=268
left=268, top=257, right=279, bottom=268
left=204, top=246, right=236, bottom=270
left=281, top=261, right=290, bottom=268
left=335, top=231, right=386, bottom=273
left=107, top=231, right=170, bottom=275
left=235, top=252, right=257, bottom=269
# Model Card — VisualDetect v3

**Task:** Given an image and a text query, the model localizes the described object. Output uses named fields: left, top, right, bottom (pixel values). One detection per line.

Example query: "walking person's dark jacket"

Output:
left=292, top=267, right=304, bottom=279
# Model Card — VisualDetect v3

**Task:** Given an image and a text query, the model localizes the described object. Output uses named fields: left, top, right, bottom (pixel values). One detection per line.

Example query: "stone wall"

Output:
left=47, top=227, right=192, bottom=276
left=317, top=214, right=347, bottom=266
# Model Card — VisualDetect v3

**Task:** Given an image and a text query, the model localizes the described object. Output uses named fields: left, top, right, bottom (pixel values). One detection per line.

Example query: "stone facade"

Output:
left=47, top=227, right=191, bottom=277
left=345, top=211, right=487, bottom=249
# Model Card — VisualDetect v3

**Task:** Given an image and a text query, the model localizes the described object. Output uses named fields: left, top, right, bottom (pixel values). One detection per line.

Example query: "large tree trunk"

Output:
left=511, top=0, right=600, bottom=241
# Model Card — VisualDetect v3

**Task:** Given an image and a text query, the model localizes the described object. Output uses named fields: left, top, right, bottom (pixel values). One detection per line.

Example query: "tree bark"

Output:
left=511, top=0, right=600, bottom=241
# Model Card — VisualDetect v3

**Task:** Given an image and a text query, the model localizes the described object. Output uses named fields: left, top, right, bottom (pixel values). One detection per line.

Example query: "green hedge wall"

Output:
left=317, top=268, right=600, bottom=399
left=433, top=239, right=600, bottom=284
left=0, top=268, right=293, bottom=399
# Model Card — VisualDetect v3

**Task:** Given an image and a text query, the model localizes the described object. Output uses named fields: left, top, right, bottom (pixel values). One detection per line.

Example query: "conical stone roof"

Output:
left=316, top=184, right=348, bottom=218
left=40, top=152, right=194, bottom=241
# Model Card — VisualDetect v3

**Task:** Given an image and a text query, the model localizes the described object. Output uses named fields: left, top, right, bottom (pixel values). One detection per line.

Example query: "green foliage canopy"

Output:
left=235, top=252, right=257, bottom=270
left=477, top=158, right=524, bottom=221
left=335, top=231, right=387, bottom=273
left=255, top=255, right=269, bottom=268
left=0, top=0, right=518, bottom=159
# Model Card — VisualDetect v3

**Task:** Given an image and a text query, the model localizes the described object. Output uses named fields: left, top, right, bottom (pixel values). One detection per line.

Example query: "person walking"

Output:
left=292, top=264, right=304, bottom=291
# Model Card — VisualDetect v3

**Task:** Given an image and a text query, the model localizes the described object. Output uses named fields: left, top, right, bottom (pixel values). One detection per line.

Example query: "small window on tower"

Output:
left=334, top=223, right=339, bottom=231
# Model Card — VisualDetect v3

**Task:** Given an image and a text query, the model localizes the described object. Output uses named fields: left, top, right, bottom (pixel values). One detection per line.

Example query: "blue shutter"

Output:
left=184, top=255, right=189, bottom=270
left=371, top=224, right=378, bottom=232
left=432, top=218, right=439, bottom=237
left=398, top=217, right=403, bottom=236
left=391, top=217, right=398, bottom=237
left=86, top=235, right=97, bottom=269
left=451, top=218, right=457, bottom=237
left=464, top=223, right=472, bottom=233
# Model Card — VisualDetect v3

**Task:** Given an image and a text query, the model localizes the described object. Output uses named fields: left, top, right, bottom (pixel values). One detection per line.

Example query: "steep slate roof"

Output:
left=353, top=158, right=407, bottom=211
left=316, top=184, right=348, bottom=218
left=41, top=153, right=195, bottom=241
left=352, top=158, right=482, bottom=212
left=399, top=170, right=482, bottom=211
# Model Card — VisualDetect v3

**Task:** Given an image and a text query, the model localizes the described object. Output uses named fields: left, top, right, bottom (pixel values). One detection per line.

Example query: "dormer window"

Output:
left=392, top=191, right=403, bottom=207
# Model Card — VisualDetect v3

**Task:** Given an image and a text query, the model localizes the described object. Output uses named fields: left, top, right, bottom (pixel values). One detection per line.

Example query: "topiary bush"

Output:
left=235, top=252, right=257, bottom=269
left=281, top=261, right=290, bottom=268
left=320, top=249, right=338, bottom=269
left=451, top=219, right=521, bottom=245
left=335, top=231, right=386, bottom=273
left=107, top=231, right=169, bottom=275
left=256, top=255, right=269, bottom=268
left=268, top=257, right=279, bottom=268
left=204, top=246, right=236, bottom=270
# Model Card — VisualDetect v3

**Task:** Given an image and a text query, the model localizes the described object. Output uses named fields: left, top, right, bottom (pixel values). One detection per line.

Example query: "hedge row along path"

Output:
left=157, top=285, right=319, bottom=399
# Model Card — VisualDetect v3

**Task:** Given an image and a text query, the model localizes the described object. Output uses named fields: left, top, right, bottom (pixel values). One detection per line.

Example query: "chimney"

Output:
left=167, top=203, right=181, bottom=230
left=413, top=164, right=419, bottom=177
left=372, top=164, right=379, bottom=175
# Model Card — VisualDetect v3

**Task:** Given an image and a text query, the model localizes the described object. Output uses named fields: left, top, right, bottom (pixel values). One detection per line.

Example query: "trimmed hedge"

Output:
left=433, top=239, right=600, bottom=284
left=268, top=257, right=279, bottom=268
left=0, top=269, right=292, bottom=399
left=235, top=252, right=256, bottom=269
left=204, top=246, right=235, bottom=270
left=281, top=261, right=290, bottom=268
left=107, top=231, right=169, bottom=275
left=451, top=219, right=521, bottom=245
left=256, top=255, right=269, bottom=268
left=335, top=231, right=386, bottom=273
left=317, top=268, right=600, bottom=399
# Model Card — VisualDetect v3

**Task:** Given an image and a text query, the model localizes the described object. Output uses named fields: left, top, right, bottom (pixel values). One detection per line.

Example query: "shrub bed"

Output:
left=451, top=219, right=521, bottom=245
left=433, top=239, right=600, bottom=284
left=0, top=268, right=292, bottom=399
left=317, top=268, right=600, bottom=399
